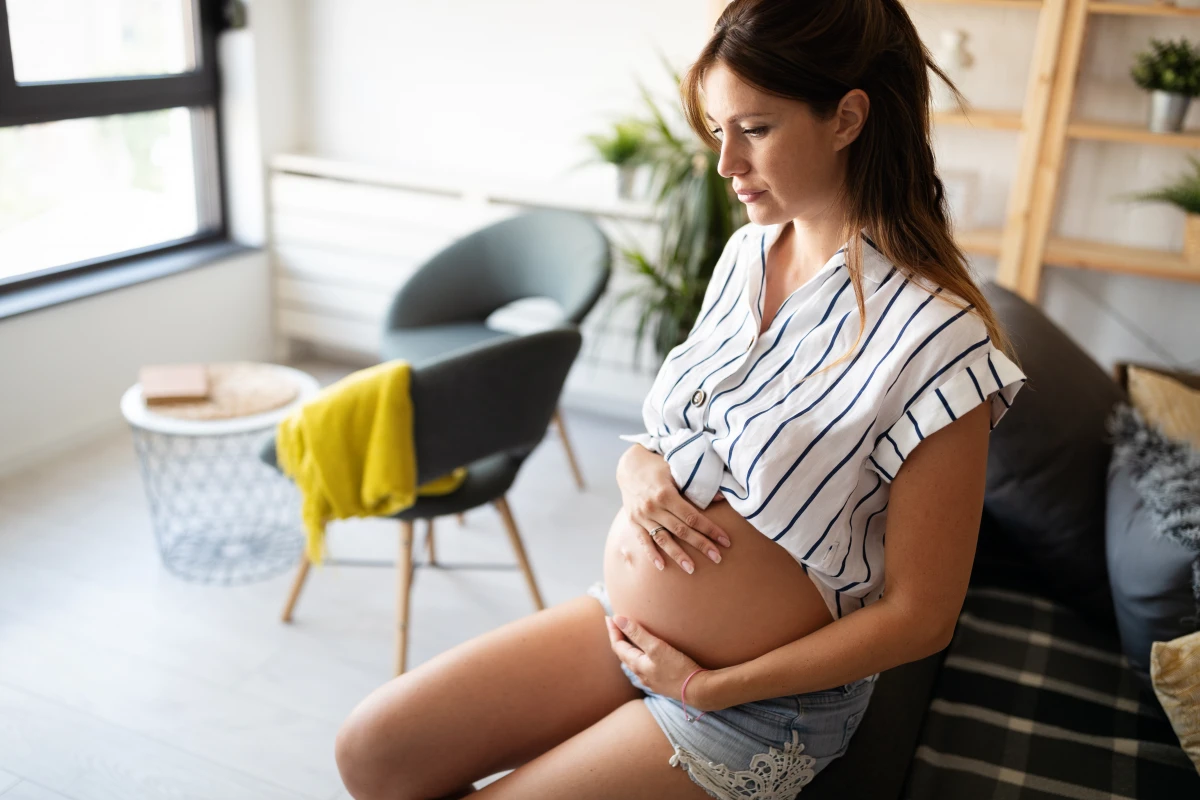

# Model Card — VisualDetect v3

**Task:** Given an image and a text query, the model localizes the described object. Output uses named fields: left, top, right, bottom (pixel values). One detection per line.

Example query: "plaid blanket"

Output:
left=903, top=586, right=1200, bottom=799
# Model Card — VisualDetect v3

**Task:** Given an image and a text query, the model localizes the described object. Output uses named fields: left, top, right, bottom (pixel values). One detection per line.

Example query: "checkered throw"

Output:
left=903, top=586, right=1200, bottom=799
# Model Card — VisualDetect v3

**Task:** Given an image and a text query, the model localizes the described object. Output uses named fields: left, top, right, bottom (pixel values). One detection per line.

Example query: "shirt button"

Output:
left=691, top=389, right=706, bottom=406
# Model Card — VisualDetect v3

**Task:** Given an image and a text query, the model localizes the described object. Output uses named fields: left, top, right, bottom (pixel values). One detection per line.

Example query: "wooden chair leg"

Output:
left=492, top=496, right=545, bottom=611
left=280, top=554, right=311, bottom=623
left=396, top=520, right=416, bottom=676
left=426, top=517, right=437, bottom=565
left=552, top=407, right=585, bottom=491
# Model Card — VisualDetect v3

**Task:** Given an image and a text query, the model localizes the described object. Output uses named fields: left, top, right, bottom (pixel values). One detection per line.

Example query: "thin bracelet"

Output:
left=681, top=667, right=709, bottom=723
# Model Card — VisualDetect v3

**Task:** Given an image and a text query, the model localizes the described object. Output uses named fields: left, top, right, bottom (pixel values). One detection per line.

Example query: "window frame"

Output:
left=0, top=0, right=231, bottom=297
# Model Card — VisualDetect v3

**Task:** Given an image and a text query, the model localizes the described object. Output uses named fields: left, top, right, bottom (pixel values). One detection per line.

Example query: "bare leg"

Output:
left=335, top=594, right=642, bottom=800
left=471, top=700, right=711, bottom=799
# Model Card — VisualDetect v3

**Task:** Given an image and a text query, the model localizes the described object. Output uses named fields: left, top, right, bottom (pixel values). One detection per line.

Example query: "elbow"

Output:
left=925, top=616, right=958, bottom=657
left=879, top=598, right=959, bottom=659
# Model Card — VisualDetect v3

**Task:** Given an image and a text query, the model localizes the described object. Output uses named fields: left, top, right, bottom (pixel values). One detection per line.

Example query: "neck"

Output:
left=778, top=211, right=851, bottom=278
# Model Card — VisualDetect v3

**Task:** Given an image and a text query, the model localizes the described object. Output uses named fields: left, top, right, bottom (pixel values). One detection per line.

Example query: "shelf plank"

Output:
left=1044, top=236, right=1200, bottom=282
left=934, top=109, right=1025, bottom=130
left=956, top=228, right=1200, bottom=283
left=956, top=227, right=1005, bottom=256
left=1088, top=2, right=1200, bottom=18
left=910, top=0, right=1044, bottom=8
left=1067, top=119, right=1200, bottom=148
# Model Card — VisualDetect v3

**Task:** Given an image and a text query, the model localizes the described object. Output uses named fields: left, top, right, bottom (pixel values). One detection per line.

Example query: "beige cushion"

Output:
left=1128, top=366, right=1200, bottom=450
left=1151, top=629, right=1200, bottom=775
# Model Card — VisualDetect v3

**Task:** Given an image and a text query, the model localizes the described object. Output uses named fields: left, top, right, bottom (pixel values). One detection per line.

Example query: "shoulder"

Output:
left=868, top=275, right=997, bottom=389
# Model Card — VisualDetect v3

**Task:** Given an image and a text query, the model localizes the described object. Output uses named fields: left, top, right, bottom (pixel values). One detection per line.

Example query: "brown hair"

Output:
left=680, top=0, right=1018, bottom=373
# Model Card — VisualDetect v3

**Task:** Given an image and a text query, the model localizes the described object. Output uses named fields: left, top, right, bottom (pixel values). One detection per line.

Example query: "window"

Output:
left=0, top=0, right=226, bottom=289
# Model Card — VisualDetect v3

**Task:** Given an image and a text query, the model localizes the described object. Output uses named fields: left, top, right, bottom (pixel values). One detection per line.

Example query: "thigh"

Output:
left=473, top=700, right=713, bottom=800
left=335, top=593, right=643, bottom=800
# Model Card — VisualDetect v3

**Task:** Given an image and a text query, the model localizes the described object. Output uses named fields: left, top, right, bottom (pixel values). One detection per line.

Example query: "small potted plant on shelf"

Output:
left=1130, top=37, right=1200, bottom=133
left=1125, top=155, right=1200, bottom=268
left=583, top=119, right=650, bottom=200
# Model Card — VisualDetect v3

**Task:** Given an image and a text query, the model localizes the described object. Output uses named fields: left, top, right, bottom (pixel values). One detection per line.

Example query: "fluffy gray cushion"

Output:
left=1106, top=403, right=1200, bottom=686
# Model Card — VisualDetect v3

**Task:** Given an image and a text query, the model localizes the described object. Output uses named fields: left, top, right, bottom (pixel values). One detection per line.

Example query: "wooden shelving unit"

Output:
left=920, top=0, right=1200, bottom=298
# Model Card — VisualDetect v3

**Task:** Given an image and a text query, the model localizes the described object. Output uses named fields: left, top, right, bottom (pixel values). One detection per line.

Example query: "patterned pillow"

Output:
left=1128, top=366, right=1200, bottom=450
left=1151, top=629, right=1200, bottom=775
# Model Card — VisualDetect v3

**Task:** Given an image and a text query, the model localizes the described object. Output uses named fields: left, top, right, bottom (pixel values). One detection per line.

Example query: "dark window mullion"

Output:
left=0, top=0, right=220, bottom=128
left=0, top=74, right=216, bottom=127
left=0, top=1, right=17, bottom=114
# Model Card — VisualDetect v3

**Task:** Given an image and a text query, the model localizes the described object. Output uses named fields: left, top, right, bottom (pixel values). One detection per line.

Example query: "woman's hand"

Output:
left=616, top=444, right=731, bottom=574
left=605, top=614, right=715, bottom=712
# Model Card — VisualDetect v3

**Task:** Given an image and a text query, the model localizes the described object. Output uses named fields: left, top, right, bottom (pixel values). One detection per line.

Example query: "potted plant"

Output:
left=590, top=54, right=748, bottom=367
left=583, top=119, right=650, bottom=200
left=1123, top=155, right=1200, bottom=267
left=1130, top=38, right=1200, bottom=133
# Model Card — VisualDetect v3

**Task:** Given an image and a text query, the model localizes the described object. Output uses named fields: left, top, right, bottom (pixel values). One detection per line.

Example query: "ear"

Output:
left=832, top=89, right=870, bottom=152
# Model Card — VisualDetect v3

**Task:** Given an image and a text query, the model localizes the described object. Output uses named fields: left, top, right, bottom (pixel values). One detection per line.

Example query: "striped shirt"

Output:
left=619, top=221, right=1027, bottom=622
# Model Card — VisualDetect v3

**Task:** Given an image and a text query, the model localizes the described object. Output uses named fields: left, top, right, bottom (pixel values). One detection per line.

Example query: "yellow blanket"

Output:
left=275, top=360, right=467, bottom=566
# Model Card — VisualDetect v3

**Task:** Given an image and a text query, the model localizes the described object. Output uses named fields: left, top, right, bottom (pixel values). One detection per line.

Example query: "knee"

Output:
left=335, top=703, right=411, bottom=800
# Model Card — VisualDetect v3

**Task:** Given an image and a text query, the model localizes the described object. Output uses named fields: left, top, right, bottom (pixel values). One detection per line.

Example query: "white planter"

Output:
left=1148, top=90, right=1192, bottom=133
left=931, top=29, right=974, bottom=113
left=616, top=163, right=648, bottom=201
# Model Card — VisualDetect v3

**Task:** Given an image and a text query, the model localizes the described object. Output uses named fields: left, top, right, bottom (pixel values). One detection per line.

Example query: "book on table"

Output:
left=139, top=363, right=210, bottom=405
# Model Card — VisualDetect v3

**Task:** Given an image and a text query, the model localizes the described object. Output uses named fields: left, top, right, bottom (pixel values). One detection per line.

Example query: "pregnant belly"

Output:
left=602, top=500, right=836, bottom=671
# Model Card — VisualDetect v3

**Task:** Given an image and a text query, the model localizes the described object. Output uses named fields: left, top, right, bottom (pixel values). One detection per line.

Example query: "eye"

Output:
left=710, top=126, right=767, bottom=138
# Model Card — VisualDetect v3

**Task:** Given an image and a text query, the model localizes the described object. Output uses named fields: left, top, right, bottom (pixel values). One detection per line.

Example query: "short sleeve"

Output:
left=866, top=339, right=1026, bottom=484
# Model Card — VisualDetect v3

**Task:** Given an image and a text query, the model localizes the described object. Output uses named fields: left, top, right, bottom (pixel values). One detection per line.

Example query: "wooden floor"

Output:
left=0, top=359, right=633, bottom=800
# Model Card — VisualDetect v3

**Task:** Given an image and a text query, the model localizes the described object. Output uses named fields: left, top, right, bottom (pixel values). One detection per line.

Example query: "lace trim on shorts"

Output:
left=667, top=729, right=818, bottom=799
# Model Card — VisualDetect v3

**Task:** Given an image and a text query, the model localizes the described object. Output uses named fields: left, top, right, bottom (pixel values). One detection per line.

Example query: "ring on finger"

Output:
left=649, top=525, right=668, bottom=536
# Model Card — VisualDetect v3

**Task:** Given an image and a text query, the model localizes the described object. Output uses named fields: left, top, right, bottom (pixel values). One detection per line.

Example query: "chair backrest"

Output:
left=408, top=326, right=582, bottom=484
left=385, top=209, right=611, bottom=330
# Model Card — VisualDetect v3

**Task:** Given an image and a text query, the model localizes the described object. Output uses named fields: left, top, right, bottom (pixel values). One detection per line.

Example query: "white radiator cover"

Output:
left=268, top=153, right=668, bottom=422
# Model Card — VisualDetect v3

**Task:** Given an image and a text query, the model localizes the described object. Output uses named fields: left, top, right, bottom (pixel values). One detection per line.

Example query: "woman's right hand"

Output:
left=615, top=444, right=732, bottom=574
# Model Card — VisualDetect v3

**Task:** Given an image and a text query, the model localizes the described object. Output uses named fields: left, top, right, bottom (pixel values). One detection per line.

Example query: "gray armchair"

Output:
left=261, top=327, right=583, bottom=675
left=380, top=208, right=611, bottom=491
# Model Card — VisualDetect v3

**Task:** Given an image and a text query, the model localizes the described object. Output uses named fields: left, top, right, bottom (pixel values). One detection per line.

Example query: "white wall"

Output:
left=0, top=251, right=273, bottom=479
left=299, top=0, right=1199, bottom=373
left=301, top=0, right=707, bottom=200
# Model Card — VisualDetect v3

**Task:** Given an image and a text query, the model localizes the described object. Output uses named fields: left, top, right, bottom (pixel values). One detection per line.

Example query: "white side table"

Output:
left=120, top=364, right=321, bottom=585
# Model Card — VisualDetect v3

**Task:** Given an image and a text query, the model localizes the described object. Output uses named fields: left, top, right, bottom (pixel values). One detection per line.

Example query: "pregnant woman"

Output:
left=334, top=1, right=1027, bottom=798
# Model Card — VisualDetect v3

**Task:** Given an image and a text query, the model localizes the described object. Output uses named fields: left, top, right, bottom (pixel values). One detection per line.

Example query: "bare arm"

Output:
left=691, top=401, right=991, bottom=710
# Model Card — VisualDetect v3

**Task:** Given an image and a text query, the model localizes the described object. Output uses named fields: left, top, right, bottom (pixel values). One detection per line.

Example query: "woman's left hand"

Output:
left=605, top=614, right=712, bottom=711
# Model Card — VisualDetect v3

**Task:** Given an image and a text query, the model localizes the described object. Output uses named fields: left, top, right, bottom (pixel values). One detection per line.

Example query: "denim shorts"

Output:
left=587, top=581, right=876, bottom=800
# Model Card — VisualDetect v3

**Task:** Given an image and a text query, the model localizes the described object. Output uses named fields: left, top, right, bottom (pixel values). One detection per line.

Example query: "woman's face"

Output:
left=700, top=61, right=866, bottom=227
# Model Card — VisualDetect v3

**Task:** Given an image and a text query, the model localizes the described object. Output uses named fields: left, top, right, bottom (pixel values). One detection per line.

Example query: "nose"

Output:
left=716, top=138, right=747, bottom=180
